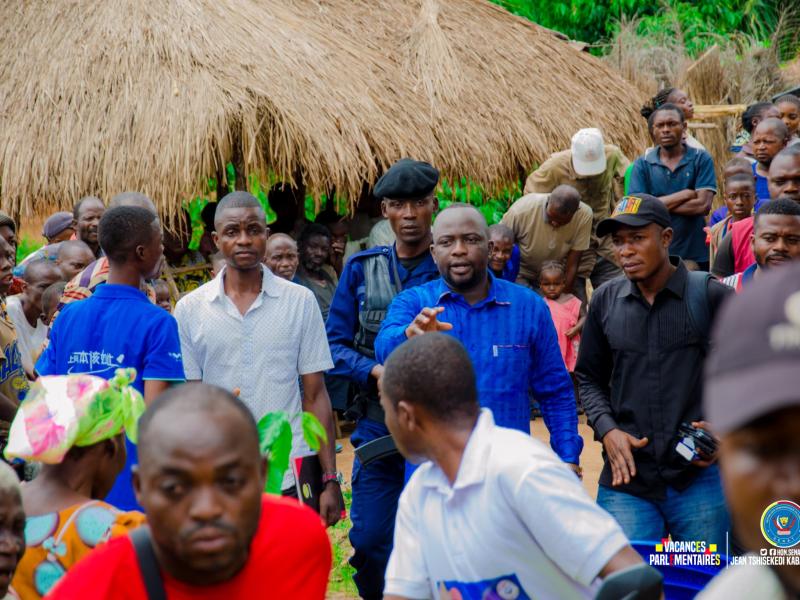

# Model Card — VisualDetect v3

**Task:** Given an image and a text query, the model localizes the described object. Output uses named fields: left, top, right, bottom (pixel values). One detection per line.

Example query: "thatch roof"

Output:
left=0, top=0, right=649, bottom=220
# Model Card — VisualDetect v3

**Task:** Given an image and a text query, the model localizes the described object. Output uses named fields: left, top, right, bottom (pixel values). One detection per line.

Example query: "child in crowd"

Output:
left=540, top=261, right=584, bottom=373
left=153, top=279, right=172, bottom=313
left=752, top=118, right=790, bottom=202
left=708, top=157, right=756, bottom=226
left=733, top=101, right=780, bottom=160
left=487, top=224, right=519, bottom=282
left=776, top=94, right=800, bottom=145
left=209, top=250, right=226, bottom=278
left=708, top=172, right=756, bottom=265
left=41, top=281, right=66, bottom=327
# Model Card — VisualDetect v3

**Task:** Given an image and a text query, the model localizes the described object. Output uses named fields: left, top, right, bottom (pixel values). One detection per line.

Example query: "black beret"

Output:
left=374, top=158, right=439, bottom=200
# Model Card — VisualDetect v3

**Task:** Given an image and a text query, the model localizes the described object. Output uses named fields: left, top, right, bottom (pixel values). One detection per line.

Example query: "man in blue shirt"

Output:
left=375, top=204, right=583, bottom=473
left=38, top=206, right=185, bottom=509
left=629, top=103, right=717, bottom=270
left=326, top=159, right=441, bottom=599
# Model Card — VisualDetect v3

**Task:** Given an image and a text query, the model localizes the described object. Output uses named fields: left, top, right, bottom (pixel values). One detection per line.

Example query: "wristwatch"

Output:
left=322, top=471, right=343, bottom=487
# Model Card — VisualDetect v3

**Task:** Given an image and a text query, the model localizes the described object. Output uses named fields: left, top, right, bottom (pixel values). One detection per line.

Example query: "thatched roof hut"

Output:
left=0, top=0, right=648, bottom=219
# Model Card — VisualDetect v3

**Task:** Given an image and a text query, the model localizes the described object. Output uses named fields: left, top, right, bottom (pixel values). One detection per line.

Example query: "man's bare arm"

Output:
left=301, top=371, right=341, bottom=527
left=671, top=189, right=714, bottom=216
left=564, top=249, right=582, bottom=293
left=657, top=189, right=697, bottom=211
left=598, top=545, right=645, bottom=578
left=143, top=380, right=171, bottom=406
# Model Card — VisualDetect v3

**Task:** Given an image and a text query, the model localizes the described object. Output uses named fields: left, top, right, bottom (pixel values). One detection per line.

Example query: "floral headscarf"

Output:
left=4, top=368, right=145, bottom=464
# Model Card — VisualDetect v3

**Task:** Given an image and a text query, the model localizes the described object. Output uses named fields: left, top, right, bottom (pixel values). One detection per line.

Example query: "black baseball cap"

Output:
left=704, top=261, right=800, bottom=434
left=374, top=158, right=439, bottom=200
left=596, top=194, right=672, bottom=238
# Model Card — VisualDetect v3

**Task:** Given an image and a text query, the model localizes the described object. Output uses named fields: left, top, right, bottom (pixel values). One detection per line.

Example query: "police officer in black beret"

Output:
left=326, top=158, right=440, bottom=599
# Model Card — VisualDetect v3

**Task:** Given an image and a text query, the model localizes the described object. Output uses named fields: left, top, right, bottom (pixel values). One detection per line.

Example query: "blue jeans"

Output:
left=349, top=418, right=405, bottom=600
left=597, top=465, right=730, bottom=547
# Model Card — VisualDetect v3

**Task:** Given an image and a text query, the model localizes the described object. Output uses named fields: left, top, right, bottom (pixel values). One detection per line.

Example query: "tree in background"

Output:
left=493, top=0, right=796, bottom=58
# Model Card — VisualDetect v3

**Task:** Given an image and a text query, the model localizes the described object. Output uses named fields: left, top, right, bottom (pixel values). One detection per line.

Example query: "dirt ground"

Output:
left=327, top=414, right=604, bottom=599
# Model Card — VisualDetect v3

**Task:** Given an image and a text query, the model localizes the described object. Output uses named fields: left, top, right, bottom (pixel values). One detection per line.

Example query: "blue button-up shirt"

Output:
left=629, top=144, right=717, bottom=262
left=375, top=274, right=583, bottom=464
left=326, top=245, right=440, bottom=385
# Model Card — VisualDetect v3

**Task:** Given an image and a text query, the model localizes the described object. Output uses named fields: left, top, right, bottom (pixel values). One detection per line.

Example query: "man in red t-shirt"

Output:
left=46, top=383, right=331, bottom=599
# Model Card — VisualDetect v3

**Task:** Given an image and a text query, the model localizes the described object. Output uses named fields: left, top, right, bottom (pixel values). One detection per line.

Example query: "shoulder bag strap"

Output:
left=685, top=271, right=712, bottom=345
left=130, top=527, right=168, bottom=600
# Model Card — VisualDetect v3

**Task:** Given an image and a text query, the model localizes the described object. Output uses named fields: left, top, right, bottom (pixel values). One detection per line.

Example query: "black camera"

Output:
left=675, top=422, right=717, bottom=462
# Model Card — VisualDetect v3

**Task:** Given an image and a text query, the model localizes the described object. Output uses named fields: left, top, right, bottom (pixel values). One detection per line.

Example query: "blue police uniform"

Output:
left=326, top=244, right=439, bottom=599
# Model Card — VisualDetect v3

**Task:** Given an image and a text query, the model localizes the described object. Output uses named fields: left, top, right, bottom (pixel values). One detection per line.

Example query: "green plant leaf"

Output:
left=226, top=163, right=236, bottom=193
left=257, top=412, right=293, bottom=494
left=302, top=412, right=328, bottom=451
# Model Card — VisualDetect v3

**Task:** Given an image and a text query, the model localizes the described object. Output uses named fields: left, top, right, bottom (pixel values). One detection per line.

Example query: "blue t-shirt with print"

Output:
left=37, top=284, right=185, bottom=510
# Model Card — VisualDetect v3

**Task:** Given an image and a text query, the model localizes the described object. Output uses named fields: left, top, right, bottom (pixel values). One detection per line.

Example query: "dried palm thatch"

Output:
left=781, top=58, right=800, bottom=88
left=0, top=0, right=648, bottom=221
left=604, top=16, right=788, bottom=207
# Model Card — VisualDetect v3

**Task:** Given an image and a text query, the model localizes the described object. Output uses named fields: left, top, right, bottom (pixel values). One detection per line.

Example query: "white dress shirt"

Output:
left=385, top=410, right=630, bottom=600
left=174, top=265, right=334, bottom=488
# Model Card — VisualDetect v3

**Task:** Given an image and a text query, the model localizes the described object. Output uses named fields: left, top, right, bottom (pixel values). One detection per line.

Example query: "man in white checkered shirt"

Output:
left=174, top=192, right=341, bottom=527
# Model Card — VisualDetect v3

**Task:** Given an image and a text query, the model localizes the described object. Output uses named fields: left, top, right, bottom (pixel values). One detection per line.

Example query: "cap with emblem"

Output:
left=596, top=194, right=672, bottom=238
left=42, top=211, right=75, bottom=240
left=373, top=158, right=439, bottom=200
left=704, top=261, right=800, bottom=435
left=571, top=128, right=607, bottom=177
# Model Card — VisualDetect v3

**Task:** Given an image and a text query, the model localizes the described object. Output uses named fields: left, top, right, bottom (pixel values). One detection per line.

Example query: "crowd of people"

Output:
left=0, top=87, right=794, bottom=599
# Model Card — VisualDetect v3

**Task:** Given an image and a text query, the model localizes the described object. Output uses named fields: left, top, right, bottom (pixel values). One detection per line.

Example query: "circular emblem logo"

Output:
left=761, top=500, right=800, bottom=548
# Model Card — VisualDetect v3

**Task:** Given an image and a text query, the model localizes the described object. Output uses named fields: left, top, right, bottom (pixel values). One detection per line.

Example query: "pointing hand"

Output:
left=405, top=306, right=453, bottom=339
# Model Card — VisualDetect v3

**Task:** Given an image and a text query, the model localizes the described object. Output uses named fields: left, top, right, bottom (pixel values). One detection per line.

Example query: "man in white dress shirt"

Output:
left=174, top=191, right=341, bottom=526
left=380, top=332, right=654, bottom=600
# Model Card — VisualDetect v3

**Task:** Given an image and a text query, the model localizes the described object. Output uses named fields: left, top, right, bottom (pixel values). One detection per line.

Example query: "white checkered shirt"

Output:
left=174, top=265, right=334, bottom=487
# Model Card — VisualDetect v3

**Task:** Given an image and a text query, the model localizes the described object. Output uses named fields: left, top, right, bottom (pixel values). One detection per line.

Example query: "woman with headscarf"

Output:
left=4, top=369, right=147, bottom=599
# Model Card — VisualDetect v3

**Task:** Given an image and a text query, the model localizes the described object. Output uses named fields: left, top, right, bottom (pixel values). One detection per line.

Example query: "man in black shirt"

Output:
left=576, top=194, right=733, bottom=547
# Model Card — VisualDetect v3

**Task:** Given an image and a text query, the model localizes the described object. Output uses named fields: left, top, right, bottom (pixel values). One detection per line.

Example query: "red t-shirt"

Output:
left=45, top=495, right=331, bottom=599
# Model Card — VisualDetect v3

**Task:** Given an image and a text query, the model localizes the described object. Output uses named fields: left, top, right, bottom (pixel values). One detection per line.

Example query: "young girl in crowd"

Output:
left=776, top=94, right=800, bottom=145
left=540, top=261, right=584, bottom=373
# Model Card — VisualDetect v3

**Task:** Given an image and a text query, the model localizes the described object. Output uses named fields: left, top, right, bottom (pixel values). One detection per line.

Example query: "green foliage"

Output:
left=436, top=177, right=520, bottom=225
left=328, top=489, right=358, bottom=596
left=16, top=235, right=43, bottom=264
left=256, top=411, right=328, bottom=495
left=302, top=412, right=328, bottom=449
left=491, top=0, right=784, bottom=57
left=257, top=412, right=293, bottom=495
left=185, top=163, right=282, bottom=251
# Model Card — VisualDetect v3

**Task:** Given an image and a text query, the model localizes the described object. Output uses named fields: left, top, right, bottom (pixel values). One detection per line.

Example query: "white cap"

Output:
left=571, top=128, right=607, bottom=176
